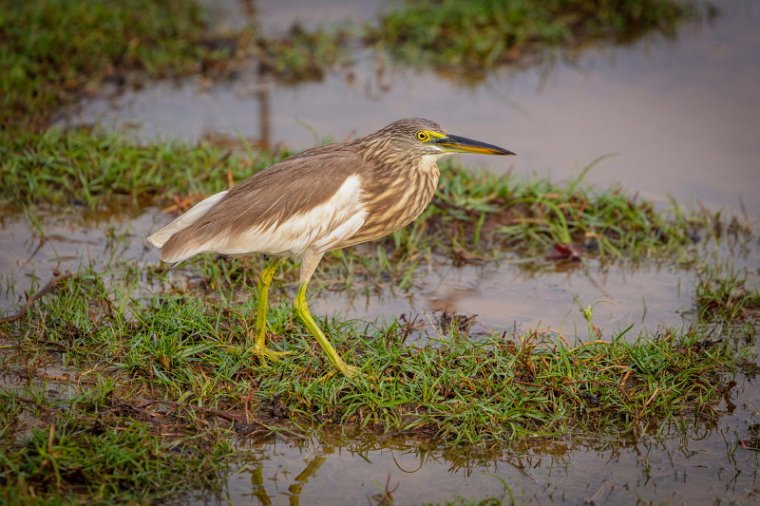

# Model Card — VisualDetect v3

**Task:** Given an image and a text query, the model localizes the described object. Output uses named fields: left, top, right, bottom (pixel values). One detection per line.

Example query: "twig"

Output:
left=0, top=271, right=72, bottom=324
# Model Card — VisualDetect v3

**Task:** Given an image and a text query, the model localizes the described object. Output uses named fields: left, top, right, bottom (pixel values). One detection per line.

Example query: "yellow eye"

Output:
left=416, top=130, right=429, bottom=141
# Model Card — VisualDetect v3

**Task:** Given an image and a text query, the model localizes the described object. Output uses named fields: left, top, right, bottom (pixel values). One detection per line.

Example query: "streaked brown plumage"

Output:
left=148, top=118, right=514, bottom=376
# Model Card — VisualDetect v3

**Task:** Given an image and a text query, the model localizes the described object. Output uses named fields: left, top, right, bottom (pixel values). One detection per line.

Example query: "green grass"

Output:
left=373, top=0, right=690, bottom=73
left=2, top=262, right=749, bottom=441
left=0, top=129, right=272, bottom=209
left=0, top=0, right=350, bottom=136
left=417, top=159, right=722, bottom=261
left=0, top=253, right=752, bottom=503
left=0, top=0, right=239, bottom=133
left=695, top=260, right=760, bottom=324
left=255, top=23, right=352, bottom=84
left=0, top=256, right=754, bottom=502
left=0, top=381, right=232, bottom=504
left=0, top=128, right=285, bottom=210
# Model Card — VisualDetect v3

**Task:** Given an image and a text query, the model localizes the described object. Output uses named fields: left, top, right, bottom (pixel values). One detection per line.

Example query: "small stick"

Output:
left=0, top=271, right=72, bottom=324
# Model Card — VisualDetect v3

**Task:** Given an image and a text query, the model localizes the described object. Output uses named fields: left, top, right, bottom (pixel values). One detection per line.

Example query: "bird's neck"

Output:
left=417, top=154, right=443, bottom=178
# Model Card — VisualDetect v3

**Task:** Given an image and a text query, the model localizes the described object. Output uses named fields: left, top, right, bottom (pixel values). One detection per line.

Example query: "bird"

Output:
left=147, top=118, right=514, bottom=377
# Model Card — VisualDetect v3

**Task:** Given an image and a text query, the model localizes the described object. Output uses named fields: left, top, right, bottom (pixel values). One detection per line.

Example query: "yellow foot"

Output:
left=342, top=364, right=360, bottom=377
left=253, top=346, right=293, bottom=366
left=321, top=363, right=360, bottom=381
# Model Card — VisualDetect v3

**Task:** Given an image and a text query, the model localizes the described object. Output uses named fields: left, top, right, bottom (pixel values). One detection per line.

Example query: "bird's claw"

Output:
left=254, top=346, right=293, bottom=366
left=323, top=363, right=360, bottom=381
left=342, top=364, right=360, bottom=378
left=317, top=364, right=360, bottom=383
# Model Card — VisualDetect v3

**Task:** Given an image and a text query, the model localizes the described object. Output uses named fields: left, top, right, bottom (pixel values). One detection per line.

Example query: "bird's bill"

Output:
left=434, top=134, right=515, bottom=155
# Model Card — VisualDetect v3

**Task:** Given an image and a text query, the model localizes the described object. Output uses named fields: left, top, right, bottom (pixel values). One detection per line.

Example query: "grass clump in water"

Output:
left=407, top=160, right=719, bottom=263
left=0, top=0, right=351, bottom=136
left=255, top=23, right=353, bottom=84
left=247, top=323, right=741, bottom=444
left=695, top=260, right=760, bottom=324
left=1, top=266, right=748, bottom=447
left=0, top=0, right=241, bottom=133
left=0, top=382, right=232, bottom=503
left=373, top=0, right=690, bottom=71
left=0, top=129, right=282, bottom=210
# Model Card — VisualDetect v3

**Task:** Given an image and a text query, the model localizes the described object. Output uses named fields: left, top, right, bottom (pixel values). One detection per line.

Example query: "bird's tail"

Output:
left=147, top=190, right=228, bottom=262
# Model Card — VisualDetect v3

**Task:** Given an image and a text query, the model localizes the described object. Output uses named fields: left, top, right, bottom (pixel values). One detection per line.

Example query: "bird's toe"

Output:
left=254, top=346, right=293, bottom=366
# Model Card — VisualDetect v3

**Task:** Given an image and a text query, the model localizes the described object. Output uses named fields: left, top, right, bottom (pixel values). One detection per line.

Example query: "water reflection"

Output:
left=309, top=259, right=693, bottom=342
left=199, top=418, right=759, bottom=505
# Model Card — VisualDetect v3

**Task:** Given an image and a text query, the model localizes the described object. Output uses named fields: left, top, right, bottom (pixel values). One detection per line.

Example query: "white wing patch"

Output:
left=147, top=190, right=228, bottom=247
left=209, top=175, right=367, bottom=257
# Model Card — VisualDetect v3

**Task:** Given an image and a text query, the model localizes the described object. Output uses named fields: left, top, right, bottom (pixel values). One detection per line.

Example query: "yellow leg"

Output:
left=253, top=259, right=292, bottom=365
left=293, top=281, right=358, bottom=377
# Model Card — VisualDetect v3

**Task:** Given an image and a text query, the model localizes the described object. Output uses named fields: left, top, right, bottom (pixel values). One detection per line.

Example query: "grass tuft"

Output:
left=0, top=389, right=231, bottom=503
left=0, top=128, right=282, bottom=210
left=695, top=260, right=760, bottom=324
left=373, top=0, right=690, bottom=72
left=0, top=0, right=238, bottom=133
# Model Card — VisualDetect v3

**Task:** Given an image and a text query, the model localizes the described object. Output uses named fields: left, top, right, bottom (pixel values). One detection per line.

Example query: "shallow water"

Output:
left=310, top=261, right=695, bottom=342
left=7, top=0, right=760, bottom=504
left=205, top=417, right=760, bottom=505
left=0, top=210, right=160, bottom=313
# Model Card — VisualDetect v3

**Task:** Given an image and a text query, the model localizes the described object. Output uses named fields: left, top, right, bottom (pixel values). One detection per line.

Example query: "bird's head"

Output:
left=376, top=118, right=515, bottom=159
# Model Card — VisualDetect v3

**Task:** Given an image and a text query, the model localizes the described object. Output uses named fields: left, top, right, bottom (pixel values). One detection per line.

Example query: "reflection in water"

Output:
left=309, top=259, right=694, bottom=343
left=286, top=455, right=326, bottom=506
left=201, top=71, right=274, bottom=151
left=204, top=422, right=759, bottom=505
left=256, top=75, right=272, bottom=150
left=247, top=452, right=326, bottom=506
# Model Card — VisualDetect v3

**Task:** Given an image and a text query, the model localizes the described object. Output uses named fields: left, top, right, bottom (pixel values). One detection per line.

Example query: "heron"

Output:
left=147, top=118, right=514, bottom=376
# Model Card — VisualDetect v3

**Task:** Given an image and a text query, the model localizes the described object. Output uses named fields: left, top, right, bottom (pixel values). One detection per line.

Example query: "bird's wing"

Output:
left=157, top=148, right=366, bottom=262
